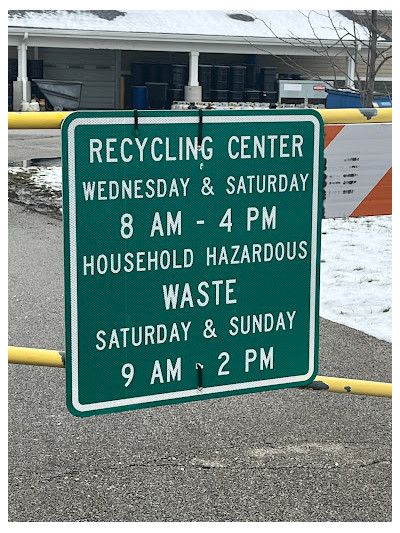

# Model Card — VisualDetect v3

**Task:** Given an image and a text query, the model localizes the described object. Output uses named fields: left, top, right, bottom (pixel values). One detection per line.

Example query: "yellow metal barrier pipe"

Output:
left=8, top=346, right=392, bottom=397
left=8, top=107, right=392, bottom=130
left=8, top=111, right=71, bottom=129
left=8, top=346, right=64, bottom=368
left=301, top=375, right=392, bottom=398
left=317, top=107, right=392, bottom=124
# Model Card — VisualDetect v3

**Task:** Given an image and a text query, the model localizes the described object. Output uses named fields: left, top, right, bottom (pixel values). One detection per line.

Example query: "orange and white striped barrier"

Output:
left=323, top=122, right=392, bottom=218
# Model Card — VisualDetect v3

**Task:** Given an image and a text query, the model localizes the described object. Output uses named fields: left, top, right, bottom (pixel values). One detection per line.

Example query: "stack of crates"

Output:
left=228, top=65, right=246, bottom=102
left=199, top=65, right=212, bottom=102
left=125, top=61, right=282, bottom=107
left=128, top=63, right=187, bottom=109
left=260, top=67, right=277, bottom=103
left=211, top=65, right=230, bottom=102
left=168, top=64, right=187, bottom=102
left=8, top=59, right=17, bottom=111
left=245, top=64, right=257, bottom=91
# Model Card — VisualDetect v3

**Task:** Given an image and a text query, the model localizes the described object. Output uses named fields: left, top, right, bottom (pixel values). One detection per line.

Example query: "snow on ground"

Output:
left=320, top=216, right=391, bottom=343
left=8, top=165, right=62, bottom=191
left=9, top=165, right=392, bottom=343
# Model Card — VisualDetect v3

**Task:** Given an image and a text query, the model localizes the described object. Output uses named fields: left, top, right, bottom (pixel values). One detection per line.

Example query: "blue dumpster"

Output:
left=326, top=89, right=392, bottom=109
left=326, top=89, right=361, bottom=108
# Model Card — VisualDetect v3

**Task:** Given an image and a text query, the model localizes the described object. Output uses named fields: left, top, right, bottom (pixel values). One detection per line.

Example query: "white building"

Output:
left=8, top=9, right=392, bottom=111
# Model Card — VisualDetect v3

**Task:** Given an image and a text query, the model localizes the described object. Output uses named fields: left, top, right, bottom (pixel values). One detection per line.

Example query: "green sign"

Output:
left=62, top=109, right=324, bottom=417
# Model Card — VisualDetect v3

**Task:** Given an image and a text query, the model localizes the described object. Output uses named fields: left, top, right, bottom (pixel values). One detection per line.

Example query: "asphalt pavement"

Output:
left=8, top=129, right=392, bottom=522
left=8, top=129, right=61, bottom=163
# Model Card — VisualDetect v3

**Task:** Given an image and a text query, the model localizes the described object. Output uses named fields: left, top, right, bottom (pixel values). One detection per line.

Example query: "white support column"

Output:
left=14, top=32, right=31, bottom=109
left=346, top=54, right=356, bottom=89
left=17, top=33, right=29, bottom=101
left=188, top=51, right=199, bottom=86
left=185, top=50, right=202, bottom=103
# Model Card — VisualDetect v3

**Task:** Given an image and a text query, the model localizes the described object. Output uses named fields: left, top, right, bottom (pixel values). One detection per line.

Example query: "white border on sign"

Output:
left=66, top=113, right=321, bottom=413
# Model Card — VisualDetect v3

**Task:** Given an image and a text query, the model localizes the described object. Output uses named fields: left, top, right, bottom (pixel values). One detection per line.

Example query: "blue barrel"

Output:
left=132, top=86, right=148, bottom=109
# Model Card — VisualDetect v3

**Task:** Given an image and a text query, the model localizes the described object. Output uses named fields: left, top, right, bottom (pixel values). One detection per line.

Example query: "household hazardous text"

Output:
left=62, top=110, right=323, bottom=416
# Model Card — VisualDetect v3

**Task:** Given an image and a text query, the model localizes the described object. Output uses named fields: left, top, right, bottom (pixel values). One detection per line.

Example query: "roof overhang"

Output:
left=8, top=26, right=383, bottom=56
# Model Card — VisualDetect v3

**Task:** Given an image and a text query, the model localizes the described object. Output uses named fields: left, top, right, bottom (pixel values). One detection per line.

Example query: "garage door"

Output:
left=40, top=48, right=116, bottom=109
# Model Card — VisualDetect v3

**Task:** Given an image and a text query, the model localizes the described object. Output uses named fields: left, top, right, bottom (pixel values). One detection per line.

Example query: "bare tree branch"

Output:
left=244, top=9, right=391, bottom=106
